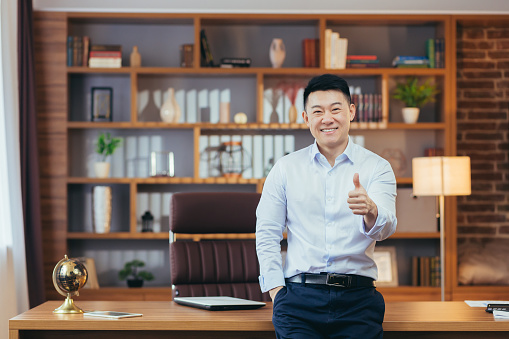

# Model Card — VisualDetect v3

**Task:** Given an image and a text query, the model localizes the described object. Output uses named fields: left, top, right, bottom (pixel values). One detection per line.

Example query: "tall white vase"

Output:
left=92, top=186, right=112, bottom=233
left=160, top=88, right=181, bottom=123
left=269, top=38, right=286, bottom=68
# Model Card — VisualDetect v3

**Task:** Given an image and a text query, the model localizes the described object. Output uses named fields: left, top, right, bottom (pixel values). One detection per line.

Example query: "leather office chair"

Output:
left=169, top=192, right=270, bottom=301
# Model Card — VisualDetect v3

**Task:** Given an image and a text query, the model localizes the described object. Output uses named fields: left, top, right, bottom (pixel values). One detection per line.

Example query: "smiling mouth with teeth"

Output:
left=321, top=128, right=337, bottom=132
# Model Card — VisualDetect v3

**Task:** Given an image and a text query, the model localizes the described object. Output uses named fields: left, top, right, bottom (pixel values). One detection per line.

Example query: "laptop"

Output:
left=173, top=296, right=266, bottom=311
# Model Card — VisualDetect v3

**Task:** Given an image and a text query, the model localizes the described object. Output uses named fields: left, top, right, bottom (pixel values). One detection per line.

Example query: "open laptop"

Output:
left=173, top=296, right=266, bottom=311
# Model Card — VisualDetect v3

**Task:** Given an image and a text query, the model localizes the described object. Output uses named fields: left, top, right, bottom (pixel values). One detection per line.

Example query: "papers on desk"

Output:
left=464, top=300, right=509, bottom=307
left=493, top=310, right=509, bottom=319
left=84, top=311, right=142, bottom=319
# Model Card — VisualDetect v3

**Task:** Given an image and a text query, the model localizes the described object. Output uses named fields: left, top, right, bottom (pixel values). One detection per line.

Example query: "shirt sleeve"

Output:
left=255, top=161, right=287, bottom=292
left=361, top=158, right=398, bottom=241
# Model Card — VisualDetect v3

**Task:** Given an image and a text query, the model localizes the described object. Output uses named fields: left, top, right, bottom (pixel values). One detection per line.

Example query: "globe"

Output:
left=52, top=254, right=88, bottom=314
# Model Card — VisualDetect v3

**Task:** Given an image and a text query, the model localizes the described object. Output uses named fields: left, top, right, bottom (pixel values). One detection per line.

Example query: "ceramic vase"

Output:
left=402, top=107, right=420, bottom=124
left=160, top=88, right=181, bottom=123
left=269, top=38, right=286, bottom=68
left=288, top=105, right=298, bottom=123
left=94, top=162, right=110, bottom=178
left=92, top=186, right=112, bottom=233
left=130, top=45, right=141, bottom=67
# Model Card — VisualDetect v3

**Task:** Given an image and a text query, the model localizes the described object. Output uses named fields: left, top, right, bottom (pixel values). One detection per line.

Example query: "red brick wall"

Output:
left=456, top=24, right=509, bottom=241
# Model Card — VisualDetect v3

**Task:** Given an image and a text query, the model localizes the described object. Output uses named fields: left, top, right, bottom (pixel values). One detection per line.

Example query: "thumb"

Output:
left=353, top=173, right=361, bottom=190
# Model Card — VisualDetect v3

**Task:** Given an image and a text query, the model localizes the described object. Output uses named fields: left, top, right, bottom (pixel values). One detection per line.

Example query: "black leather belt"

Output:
left=285, top=273, right=376, bottom=288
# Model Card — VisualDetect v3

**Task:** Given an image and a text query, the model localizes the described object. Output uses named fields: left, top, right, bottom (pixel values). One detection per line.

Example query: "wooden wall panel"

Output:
left=33, top=11, right=68, bottom=300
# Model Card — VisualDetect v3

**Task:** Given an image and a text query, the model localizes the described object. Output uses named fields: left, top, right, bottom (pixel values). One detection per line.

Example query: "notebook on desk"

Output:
left=173, top=296, right=266, bottom=311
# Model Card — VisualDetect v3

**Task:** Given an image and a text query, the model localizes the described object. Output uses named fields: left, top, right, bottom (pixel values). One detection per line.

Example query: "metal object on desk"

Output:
left=52, top=254, right=88, bottom=313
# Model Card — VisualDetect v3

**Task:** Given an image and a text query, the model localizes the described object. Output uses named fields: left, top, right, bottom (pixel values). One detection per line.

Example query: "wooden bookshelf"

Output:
left=35, top=11, right=465, bottom=301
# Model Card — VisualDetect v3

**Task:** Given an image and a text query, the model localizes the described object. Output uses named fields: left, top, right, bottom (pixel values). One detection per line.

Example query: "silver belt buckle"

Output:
left=326, top=273, right=351, bottom=287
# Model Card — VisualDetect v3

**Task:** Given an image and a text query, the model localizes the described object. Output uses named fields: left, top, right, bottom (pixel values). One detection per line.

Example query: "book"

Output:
left=435, top=38, right=445, bottom=68
left=347, top=55, right=378, bottom=60
left=426, top=38, right=435, bottom=68
left=67, top=36, right=73, bottom=66
left=82, top=36, right=90, bottom=67
left=324, top=29, right=332, bottom=69
left=302, top=39, right=318, bottom=67
left=180, top=44, right=194, bottom=67
left=90, top=44, right=122, bottom=52
left=200, top=29, right=214, bottom=67
left=89, top=51, right=122, bottom=58
left=84, top=311, right=143, bottom=319
left=220, top=57, right=251, bottom=67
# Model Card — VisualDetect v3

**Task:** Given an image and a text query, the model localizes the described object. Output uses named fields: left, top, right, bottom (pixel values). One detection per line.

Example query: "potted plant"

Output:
left=392, top=77, right=440, bottom=124
left=118, top=259, right=154, bottom=288
left=94, top=132, right=122, bottom=178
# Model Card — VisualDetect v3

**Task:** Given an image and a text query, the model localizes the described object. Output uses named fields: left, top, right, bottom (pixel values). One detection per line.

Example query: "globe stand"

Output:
left=53, top=293, right=84, bottom=314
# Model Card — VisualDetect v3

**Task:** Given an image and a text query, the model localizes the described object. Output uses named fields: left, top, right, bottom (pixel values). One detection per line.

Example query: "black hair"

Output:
left=303, top=74, right=351, bottom=110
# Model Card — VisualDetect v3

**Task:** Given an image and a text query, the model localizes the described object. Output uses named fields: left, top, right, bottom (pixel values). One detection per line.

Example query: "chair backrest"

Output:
left=169, top=192, right=270, bottom=301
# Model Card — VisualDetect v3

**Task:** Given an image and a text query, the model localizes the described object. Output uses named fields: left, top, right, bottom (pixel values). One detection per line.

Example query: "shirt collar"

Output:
left=308, top=136, right=356, bottom=164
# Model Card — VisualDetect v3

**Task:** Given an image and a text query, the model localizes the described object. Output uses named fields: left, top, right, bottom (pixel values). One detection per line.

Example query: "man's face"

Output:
left=303, top=90, right=355, bottom=156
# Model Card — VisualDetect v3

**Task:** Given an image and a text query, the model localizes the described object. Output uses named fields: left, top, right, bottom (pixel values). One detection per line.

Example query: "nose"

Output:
left=321, top=110, right=334, bottom=123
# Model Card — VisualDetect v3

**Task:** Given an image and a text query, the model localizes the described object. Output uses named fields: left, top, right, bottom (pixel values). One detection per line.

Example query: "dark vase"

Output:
left=127, top=279, right=143, bottom=288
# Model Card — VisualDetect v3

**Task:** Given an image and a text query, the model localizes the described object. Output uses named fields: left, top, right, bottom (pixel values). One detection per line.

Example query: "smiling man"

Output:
left=256, top=74, right=397, bottom=339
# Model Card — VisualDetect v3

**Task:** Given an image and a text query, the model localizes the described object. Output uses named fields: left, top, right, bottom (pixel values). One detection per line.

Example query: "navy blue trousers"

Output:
left=272, top=282, right=385, bottom=339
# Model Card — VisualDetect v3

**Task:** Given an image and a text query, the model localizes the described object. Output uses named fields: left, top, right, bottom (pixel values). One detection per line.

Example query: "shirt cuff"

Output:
left=258, top=272, right=286, bottom=293
left=363, top=208, right=388, bottom=237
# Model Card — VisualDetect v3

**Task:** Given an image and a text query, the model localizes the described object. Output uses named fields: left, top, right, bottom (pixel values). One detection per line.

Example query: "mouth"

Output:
left=321, top=128, right=338, bottom=133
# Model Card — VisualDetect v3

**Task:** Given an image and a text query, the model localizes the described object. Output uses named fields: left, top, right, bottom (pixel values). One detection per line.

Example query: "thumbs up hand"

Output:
left=348, top=173, right=378, bottom=229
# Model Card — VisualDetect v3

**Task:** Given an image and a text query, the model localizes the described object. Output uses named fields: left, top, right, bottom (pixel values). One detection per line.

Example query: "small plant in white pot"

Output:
left=392, top=77, right=439, bottom=124
left=94, top=132, right=122, bottom=178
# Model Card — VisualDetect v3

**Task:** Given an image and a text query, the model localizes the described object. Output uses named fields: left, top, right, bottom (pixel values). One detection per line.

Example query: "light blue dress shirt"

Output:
left=256, top=137, right=397, bottom=293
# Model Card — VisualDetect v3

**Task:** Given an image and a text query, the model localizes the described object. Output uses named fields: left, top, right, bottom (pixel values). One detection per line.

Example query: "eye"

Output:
left=312, top=110, right=323, bottom=116
left=332, top=108, right=341, bottom=113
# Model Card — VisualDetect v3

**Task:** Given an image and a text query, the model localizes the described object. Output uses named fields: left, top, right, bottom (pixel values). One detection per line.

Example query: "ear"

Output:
left=302, top=110, right=310, bottom=126
left=349, top=103, right=356, bottom=122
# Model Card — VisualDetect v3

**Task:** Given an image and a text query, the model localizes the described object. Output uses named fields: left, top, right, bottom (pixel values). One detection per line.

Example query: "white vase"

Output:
left=160, top=88, right=181, bottom=123
left=94, top=162, right=110, bottom=178
left=269, top=38, right=286, bottom=68
left=92, top=186, right=112, bottom=233
left=402, top=107, right=420, bottom=124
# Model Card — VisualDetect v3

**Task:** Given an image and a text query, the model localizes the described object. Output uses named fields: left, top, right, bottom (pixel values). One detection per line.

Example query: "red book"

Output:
left=346, top=55, right=377, bottom=60
left=89, top=51, right=122, bottom=58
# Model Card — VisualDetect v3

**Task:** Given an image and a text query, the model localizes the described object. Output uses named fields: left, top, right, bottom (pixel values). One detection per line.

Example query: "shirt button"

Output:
left=327, top=196, right=332, bottom=201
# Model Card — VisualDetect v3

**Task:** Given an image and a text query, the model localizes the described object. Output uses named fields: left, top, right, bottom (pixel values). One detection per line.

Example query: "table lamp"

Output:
left=412, top=156, right=471, bottom=301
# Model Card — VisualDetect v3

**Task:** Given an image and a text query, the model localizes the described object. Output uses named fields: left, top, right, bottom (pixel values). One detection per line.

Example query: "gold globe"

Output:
left=52, top=254, right=88, bottom=313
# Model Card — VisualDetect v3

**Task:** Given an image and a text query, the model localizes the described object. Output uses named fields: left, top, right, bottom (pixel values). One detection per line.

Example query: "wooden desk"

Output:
left=9, top=301, right=509, bottom=339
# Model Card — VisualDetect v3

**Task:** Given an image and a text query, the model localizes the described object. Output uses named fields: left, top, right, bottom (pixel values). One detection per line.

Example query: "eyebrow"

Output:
left=310, top=102, right=343, bottom=110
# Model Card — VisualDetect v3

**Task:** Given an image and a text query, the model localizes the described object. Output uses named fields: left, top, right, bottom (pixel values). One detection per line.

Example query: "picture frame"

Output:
left=91, top=87, right=113, bottom=122
left=374, top=246, right=399, bottom=287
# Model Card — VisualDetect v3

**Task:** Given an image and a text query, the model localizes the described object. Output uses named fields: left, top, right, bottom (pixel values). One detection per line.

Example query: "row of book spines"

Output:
left=426, top=38, right=445, bottom=68
left=411, top=256, right=441, bottom=287
left=67, top=36, right=89, bottom=67
left=324, top=29, right=348, bottom=69
left=352, top=93, right=383, bottom=123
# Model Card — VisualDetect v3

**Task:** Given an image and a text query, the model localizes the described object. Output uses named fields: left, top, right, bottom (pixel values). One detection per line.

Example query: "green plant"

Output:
left=118, top=259, right=154, bottom=281
left=392, top=77, right=440, bottom=108
left=95, top=132, right=122, bottom=161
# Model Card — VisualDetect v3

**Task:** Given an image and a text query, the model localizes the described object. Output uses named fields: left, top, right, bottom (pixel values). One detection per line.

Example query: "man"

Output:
left=256, top=74, right=397, bottom=338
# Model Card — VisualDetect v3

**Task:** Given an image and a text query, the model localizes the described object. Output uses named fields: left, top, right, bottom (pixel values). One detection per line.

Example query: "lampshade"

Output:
left=412, top=156, right=471, bottom=196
